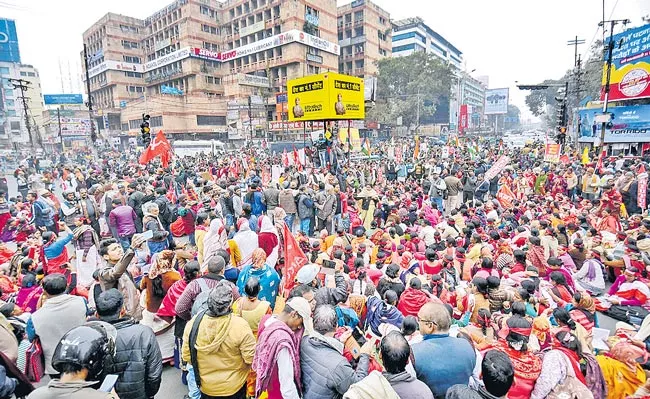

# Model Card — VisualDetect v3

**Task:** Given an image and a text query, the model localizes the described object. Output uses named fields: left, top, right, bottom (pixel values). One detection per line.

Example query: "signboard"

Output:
left=484, top=88, right=509, bottom=115
left=87, top=60, right=144, bottom=79
left=269, top=121, right=325, bottom=131
left=60, top=118, right=91, bottom=136
left=43, top=94, right=83, bottom=105
left=89, top=49, right=103, bottom=63
left=639, top=171, right=648, bottom=210
left=459, top=104, right=468, bottom=133
left=240, top=21, right=265, bottom=37
left=239, top=74, right=270, bottom=88
left=0, top=19, right=20, bottom=63
left=603, top=23, right=650, bottom=101
left=144, top=47, right=190, bottom=71
left=276, top=92, right=288, bottom=104
left=191, top=47, right=221, bottom=62
left=577, top=104, right=650, bottom=143
left=484, top=156, right=510, bottom=181
left=48, top=109, right=75, bottom=117
left=496, top=185, right=516, bottom=209
left=544, top=143, right=562, bottom=163
left=221, top=30, right=339, bottom=62
left=306, top=53, right=323, bottom=64
left=288, top=72, right=364, bottom=121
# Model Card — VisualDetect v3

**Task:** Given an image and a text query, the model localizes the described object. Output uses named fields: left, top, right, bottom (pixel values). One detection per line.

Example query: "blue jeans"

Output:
left=118, top=234, right=133, bottom=251
left=188, top=232, right=196, bottom=246
left=225, top=214, right=235, bottom=229
left=300, top=218, right=310, bottom=234
left=148, top=240, right=168, bottom=256
left=284, top=214, right=295, bottom=232
left=431, top=197, right=444, bottom=212
left=186, top=365, right=200, bottom=399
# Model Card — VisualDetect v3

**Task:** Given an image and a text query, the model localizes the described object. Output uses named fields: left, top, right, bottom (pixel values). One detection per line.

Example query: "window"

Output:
left=121, top=123, right=128, bottom=131
left=430, top=41, right=447, bottom=56
left=128, top=119, right=141, bottom=129
left=6, top=110, right=16, bottom=117
left=125, top=71, right=143, bottom=78
left=5, top=99, right=14, bottom=107
left=19, top=71, right=26, bottom=76
left=200, top=5, right=209, bottom=15
left=4, top=89, right=12, bottom=97
left=128, top=86, right=145, bottom=93
left=0, top=67, right=10, bottom=76
left=123, top=55, right=142, bottom=63
left=393, top=43, right=416, bottom=53
left=121, top=40, right=139, bottom=49
left=379, top=16, right=386, bottom=25
left=393, top=31, right=425, bottom=43
left=10, top=121, right=20, bottom=130
left=27, top=72, right=36, bottom=77
left=196, top=115, right=226, bottom=125
left=149, top=116, right=163, bottom=126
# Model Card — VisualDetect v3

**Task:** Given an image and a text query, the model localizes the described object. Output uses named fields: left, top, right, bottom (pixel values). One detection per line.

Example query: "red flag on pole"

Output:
left=496, top=184, right=516, bottom=209
left=282, top=149, right=289, bottom=167
left=595, top=150, right=606, bottom=174
left=139, top=130, right=172, bottom=167
left=282, top=223, right=308, bottom=294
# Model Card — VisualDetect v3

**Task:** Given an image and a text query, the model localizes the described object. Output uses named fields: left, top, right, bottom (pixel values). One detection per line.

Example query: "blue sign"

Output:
left=43, top=94, right=84, bottom=105
left=578, top=104, right=650, bottom=143
left=120, top=100, right=127, bottom=108
left=0, top=19, right=20, bottom=63
left=161, top=85, right=184, bottom=96
left=305, top=13, right=319, bottom=26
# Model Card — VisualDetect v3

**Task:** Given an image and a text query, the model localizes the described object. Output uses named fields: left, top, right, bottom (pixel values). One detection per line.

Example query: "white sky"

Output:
left=1, top=0, right=649, bottom=121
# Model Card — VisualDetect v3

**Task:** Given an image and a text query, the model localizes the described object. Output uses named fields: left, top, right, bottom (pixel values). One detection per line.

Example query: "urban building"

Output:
left=82, top=0, right=341, bottom=143
left=0, top=19, right=45, bottom=149
left=336, top=0, right=391, bottom=78
left=391, top=17, right=462, bottom=69
left=456, top=71, right=486, bottom=129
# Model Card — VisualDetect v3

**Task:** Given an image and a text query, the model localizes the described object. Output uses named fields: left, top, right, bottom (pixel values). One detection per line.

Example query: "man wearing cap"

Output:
left=253, top=297, right=312, bottom=399
left=300, top=305, right=373, bottom=398
left=295, top=262, right=349, bottom=307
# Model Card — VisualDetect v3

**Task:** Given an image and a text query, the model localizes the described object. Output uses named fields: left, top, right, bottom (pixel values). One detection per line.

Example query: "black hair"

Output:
left=487, top=275, right=500, bottom=290
left=385, top=263, right=400, bottom=279
left=409, top=278, right=422, bottom=290
left=151, top=275, right=165, bottom=298
left=245, top=276, right=261, bottom=298
left=98, top=238, right=118, bottom=256
left=380, top=331, right=411, bottom=375
left=288, top=284, right=313, bottom=300
left=425, top=247, right=437, bottom=262
left=550, top=271, right=572, bottom=294
left=216, top=249, right=231, bottom=267
left=401, top=315, right=419, bottom=336
left=505, top=316, right=531, bottom=351
left=42, top=273, right=67, bottom=296
left=514, top=249, right=526, bottom=263
left=482, top=350, right=515, bottom=397
left=477, top=308, right=492, bottom=336
left=430, top=274, right=443, bottom=297
left=481, top=257, right=494, bottom=270
left=552, top=307, right=576, bottom=330
left=95, top=288, right=124, bottom=319
left=383, top=289, right=398, bottom=306
left=511, top=301, right=527, bottom=317
left=183, top=261, right=200, bottom=283
left=472, top=276, right=489, bottom=295
left=445, top=385, right=482, bottom=399
left=196, top=212, right=210, bottom=226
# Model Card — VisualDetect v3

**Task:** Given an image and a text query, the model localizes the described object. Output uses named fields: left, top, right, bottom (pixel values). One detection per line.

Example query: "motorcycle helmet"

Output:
left=52, top=321, right=117, bottom=381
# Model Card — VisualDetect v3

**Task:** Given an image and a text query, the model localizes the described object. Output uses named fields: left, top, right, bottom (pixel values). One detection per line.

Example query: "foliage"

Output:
left=367, top=52, right=454, bottom=128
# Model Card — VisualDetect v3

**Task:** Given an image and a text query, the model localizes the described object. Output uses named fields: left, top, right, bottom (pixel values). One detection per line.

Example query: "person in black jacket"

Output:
left=127, top=183, right=145, bottom=233
left=96, top=289, right=162, bottom=399
left=377, top=263, right=405, bottom=299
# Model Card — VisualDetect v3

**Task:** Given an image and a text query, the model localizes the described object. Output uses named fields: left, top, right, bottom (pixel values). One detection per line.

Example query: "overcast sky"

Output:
left=1, top=0, right=649, bottom=121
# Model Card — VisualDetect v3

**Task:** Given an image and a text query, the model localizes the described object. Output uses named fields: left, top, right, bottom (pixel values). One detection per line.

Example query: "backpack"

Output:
left=191, top=278, right=211, bottom=317
left=189, top=309, right=208, bottom=389
left=302, top=195, right=314, bottom=209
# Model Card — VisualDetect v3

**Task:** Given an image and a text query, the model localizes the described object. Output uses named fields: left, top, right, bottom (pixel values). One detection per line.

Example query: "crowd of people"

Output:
left=1, top=139, right=650, bottom=399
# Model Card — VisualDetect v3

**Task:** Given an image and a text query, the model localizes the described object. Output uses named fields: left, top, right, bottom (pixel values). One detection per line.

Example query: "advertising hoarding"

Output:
left=0, top=19, right=20, bottom=63
left=578, top=104, right=650, bottom=143
left=484, top=88, right=509, bottom=115
left=288, top=73, right=364, bottom=121
left=87, top=60, right=144, bottom=79
left=43, top=94, right=83, bottom=105
left=603, top=23, right=650, bottom=101
left=239, top=74, right=270, bottom=88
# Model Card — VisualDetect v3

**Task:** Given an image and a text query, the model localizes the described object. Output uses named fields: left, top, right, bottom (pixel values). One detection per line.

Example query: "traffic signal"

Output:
left=140, top=114, right=151, bottom=147
left=554, top=95, right=568, bottom=144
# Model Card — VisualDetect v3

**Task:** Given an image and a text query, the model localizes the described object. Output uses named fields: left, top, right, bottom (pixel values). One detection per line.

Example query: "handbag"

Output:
left=24, top=339, right=44, bottom=383
left=546, top=375, right=593, bottom=399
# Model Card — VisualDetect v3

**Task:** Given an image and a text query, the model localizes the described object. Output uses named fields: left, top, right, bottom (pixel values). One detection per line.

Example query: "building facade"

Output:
left=81, top=0, right=341, bottom=143
left=458, top=72, right=486, bottom=129
left=391, top=17, right=462, bottom=69
left=336, top=0, right=391, bottom=78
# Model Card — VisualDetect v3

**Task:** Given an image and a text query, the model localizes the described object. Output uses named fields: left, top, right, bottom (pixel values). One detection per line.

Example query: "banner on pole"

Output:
left=484, top=156, right=510, bottom=181
left=638, top=171, right=648, bottom=211
left=496, top=185, right=516, bottom=209
left=544, top=144, right=562, bottom=163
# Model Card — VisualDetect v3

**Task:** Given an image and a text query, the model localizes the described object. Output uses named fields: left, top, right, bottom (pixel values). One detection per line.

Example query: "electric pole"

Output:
left=248, top=95, right=253, bottom=145
left=567, top=36, right=585, bottom=67
left=8, top=78, right=33, bottom=148
left=598, top=18, right=630, bottom=155
left=83, top=43, right=97, bottom=144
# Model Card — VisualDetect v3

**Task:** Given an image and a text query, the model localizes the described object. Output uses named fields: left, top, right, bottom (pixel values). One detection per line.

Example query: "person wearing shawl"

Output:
left=573, top=250, right=606, bottom=295
left=253, top=297, right=312, bottom=399
left=546, top=256, right=576, bottom=293
left=607, top=266, right=650, bottom=307
left=530, top=331, right=595, bottom=399
left=201, top=218, right=228, bottom=271
left=237, top=249, right=281, bottom=309
left=569, top=291, right=597, bottom=337
left=142, top=202, right=169, bottom=255
left=258, top=215, right=279, bottom=268
left=397, top=278, right=437, bottom=318
left=234, top=218, right=259, bottom=267
left=357, top=185, right=379, bottom=230
left=365, top=290, right=404, bottom=337
left=14, top=273, right=41, bottom=313
left=72, top=216, right=101, bottom=288
left=597, top=341, right=647, bottom=399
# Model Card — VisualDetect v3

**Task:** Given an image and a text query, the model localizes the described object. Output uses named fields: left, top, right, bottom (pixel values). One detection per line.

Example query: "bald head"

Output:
left=418, top=302, right=451, bottom=333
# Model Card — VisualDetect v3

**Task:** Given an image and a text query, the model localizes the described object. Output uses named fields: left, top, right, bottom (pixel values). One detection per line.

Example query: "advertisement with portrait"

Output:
left=603, top=23, right=650, bottom=101
left=484, top=88, right=509, bottom=115
left=577, top=104, right=650, bottom=143
left=287, top=73, right=364, bottom=121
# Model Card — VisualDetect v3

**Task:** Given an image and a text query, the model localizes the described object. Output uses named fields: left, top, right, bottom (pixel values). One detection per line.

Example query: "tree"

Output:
left=367, top=52, right=454, bottom=128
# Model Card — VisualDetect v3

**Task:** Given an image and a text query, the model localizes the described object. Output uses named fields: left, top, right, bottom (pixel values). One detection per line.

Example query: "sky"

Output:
left=1, top=0, right=649, bottom=121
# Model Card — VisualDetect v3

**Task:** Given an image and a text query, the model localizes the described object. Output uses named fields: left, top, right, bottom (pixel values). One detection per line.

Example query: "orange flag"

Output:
left=496, top=184, right=516, bottom=209
left=282, top=223, right=309, bottom=294
left=139, top=130, right=172, bottom=167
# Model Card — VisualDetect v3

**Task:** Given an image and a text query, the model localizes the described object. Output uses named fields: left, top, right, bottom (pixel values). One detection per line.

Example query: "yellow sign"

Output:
left=338, top=128, right=361, bottom=151
left=288, top=72, right=365, bottom=121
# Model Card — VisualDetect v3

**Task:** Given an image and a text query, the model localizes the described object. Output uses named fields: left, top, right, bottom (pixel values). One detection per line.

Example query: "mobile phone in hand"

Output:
left=141, top=230, right=154, bottom=240
left=98, top=374, right=118, bottom=392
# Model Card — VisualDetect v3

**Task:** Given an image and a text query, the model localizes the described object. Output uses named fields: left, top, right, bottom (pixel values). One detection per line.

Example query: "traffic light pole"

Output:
left=598, top=18, right=629, bottom=155
left=83, top=44, right=97, bottom=146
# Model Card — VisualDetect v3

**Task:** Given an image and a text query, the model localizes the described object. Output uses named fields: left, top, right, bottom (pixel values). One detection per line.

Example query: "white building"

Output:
left=0, top=62, right=44, bottom=148
left=391, top=17, right=462, bottom=69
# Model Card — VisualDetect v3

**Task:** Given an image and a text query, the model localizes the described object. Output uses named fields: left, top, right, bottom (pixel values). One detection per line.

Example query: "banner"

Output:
left=577, top=104, right=650, bottom=143
left=544, top=143, right=562, bottom=163
left=282, top=223, right=309, bottom=294
left=338, top=128, right=361, bottom=151
left=459, top=104, right=468, bottom=133
left=287, top=73, right=364, bottom=121
left=602, top=23, right=650, bottom=101
left=639, top=169, right=648, bottom=210
left=484, top=156, right=510, bottom=181
left=496, top=185, right=516, bottom=209
left=484, top=88, right=509, bottom=115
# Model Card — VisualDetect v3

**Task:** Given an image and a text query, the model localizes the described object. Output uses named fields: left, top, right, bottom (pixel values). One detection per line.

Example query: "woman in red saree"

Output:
left=527, top=236, right=549, bottom=277
left=397, top=278, right=437, bottom=317
left=548, top=271, right=574, bottom=307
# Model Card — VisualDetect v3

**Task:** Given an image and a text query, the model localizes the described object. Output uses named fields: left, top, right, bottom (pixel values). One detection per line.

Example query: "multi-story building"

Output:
left=82, top=0, right=341, bottom=144
left=0, top=19, right=45, bottom=149
left=336, top=0, right=391, bottom=78
left=457, top=71, right=486, bottom=129
left=391, top=17, right=462, bottom=69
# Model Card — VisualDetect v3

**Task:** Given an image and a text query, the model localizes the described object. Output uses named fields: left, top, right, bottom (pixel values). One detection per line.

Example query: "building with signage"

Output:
left=391, top=17, right=462, bottom=69
left=336, top=0, right=391, bottom=78
left=0, top=19, right=45, bottom=149
left=453, top=71, right=486, bottom=130
left=81, top=0, right=340, bottom=141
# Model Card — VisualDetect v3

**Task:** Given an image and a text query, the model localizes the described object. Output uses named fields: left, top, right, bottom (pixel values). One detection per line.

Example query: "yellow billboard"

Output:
left=338, top=128, right=361, bottom=151
left=288, top=72, right=365, bottom=121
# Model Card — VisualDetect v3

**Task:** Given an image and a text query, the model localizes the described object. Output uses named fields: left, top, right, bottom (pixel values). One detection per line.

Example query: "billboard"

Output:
left=603, top=23, right=650, bottom=101
left=287, top=73, right=364, bottom=121
left=43, top=94, right=83, bottom=105
left=484, top=88, right=509, bottom=115
left=577, top=104, right=650, bottom=143
left=0, top=19, right=20, bottom=63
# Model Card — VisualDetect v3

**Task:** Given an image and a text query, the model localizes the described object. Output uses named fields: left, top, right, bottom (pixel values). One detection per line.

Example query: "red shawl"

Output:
left=258, top=232, right=279, bottom=257
left=156, top=279, right=188, bottom=318
left=527, top=245, right=548, bottom=276
left=397, top=287, right=434, bottom=317
left=555, top=346, right=587, bottom=385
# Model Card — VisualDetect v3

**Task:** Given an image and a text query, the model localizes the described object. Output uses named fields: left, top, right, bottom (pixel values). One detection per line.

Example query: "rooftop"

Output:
left=392, top=17, right=462, bottom=56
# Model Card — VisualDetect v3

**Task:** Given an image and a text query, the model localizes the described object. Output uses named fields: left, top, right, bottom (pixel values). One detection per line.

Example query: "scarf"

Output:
left=554, top=346, right=587, bottom=385
left=73, top=224, right=100, bottom=249
left=253, top=315, right=302, bottom=396
left=582, top=259, right=601, bottom=281
left=396, top=287, right=430, bottom=317
left=156, top=279, right=188, bottom=318
left=365, top=296, right=404, bottom=336
left=148, top=250, right=175, bottom=279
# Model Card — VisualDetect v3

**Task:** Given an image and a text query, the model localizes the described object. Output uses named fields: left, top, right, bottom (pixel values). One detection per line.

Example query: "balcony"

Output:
left=350, top=35, right=366, bottom=45
left=353, top=19, right=363, bottom=26
left=354, top=51, right=365, bottom=58
left=353, top=67, right=364, bottom=75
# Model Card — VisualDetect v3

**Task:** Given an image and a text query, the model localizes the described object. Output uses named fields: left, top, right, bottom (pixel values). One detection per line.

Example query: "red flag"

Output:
left=496, top=185, right=516, bottom=209
left=642, top=143, right=650, bottom=155
left=282, top=223, right=308, bottom=294
left=139, top=130, right=172, bottom=167
left=282, top=149, right=289, bottom=167
left=559, top=154, right=570, bottom=164
left=639, top=164, right=647, bottom=174
left=595, top=150, right=606, bottom=174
